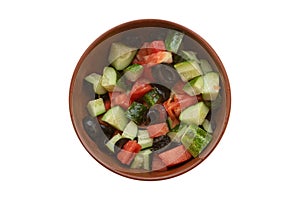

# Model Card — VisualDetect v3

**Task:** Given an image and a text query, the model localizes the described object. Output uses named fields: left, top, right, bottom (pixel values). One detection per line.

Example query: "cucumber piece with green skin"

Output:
left=165, top=30, right=184, bottom=53
left=84, top=73, right=107, bottom=95
left=183, top=75, right=204, bottom=96
left=202, top=72, right=220, bottom=101
left=101, top=66, right=118, bottom=92
left=108, top=42, right=137, bottom=71
left=125, top=102, right=148, bottom=125
left=122, top=121, right=138, bottom=140
left=179, top=102, right=209, bottom=126
left=181, top=124, right=212, bottom=158
left=105, top=133, right=122, bottom=153
left=137, top=130, right=153, bottom=149
left=143, top=88, right=161, bottom=106
left=174, top=60, right=203, bottom=82
left=124, top=64, right=144, bottom=82
left=102, top=106, right=129, bottom=131
left=86, top=98, right=106, bottom=117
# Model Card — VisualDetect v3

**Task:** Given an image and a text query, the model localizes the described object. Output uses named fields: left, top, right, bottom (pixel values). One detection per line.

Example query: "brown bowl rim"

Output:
left=69, top=19, right=231, bottom=181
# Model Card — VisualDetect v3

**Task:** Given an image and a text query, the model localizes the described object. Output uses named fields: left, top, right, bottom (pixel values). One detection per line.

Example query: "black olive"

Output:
left=151, top=84, right=171, bottom=102
left=82, top=116, right=102, bottom=142
left=151, top=64, right=180, bottom=88
left=152, top=135, right=171, bottom=152
left=114, top=138, right=131, bottom=154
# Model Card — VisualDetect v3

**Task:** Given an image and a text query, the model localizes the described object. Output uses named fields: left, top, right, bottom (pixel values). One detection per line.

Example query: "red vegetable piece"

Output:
left=174, top=94, right=198, bottom=111
left=147, top=122, right=169, bottom=138
left=129, top=79, right=152, bottom=101
left=158, top=145, right=192, bottom=167
left=117, top=140, right=142, bottom=165
left=110, top=92, right=130, bottom=109
left=152, top=153, right=167, bottom=171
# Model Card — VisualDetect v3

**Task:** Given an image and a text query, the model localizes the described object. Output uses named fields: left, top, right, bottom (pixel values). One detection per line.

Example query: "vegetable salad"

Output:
left=82, top=30, right=222, bottom=171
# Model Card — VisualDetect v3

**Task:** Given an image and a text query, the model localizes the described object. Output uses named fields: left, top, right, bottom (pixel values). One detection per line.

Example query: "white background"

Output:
left=1, top=0, right=299, bottom=199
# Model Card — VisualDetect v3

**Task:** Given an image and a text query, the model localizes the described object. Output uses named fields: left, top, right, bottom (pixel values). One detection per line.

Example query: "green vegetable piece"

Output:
left=181, top=124, right=212, bottom=158
left=180, top=50, right=201, bottom=63
left=202, top=72, right=220, bottom=101
left=84, top=73, right=107, bottom=95
left=122, top=121, right=138, bottom=140
left=174, top=60, right=203, bottom=82
left=125, top=102, right=148, bottom=125
left=183, top=75, right=204, bottom=96
left=105, top=134, right=122, bottom=153
left=180, top=51, right=213, bottom=74
left=108, top=42, right=137, bottom=70
left=167, top=124, right=188, bottom=143
left=165, top=30, right=184, bottom=53
left=198, top=59, right=213, bottom=74
left=102, top=106, right=129, bottom=131
left=130, top=149, right=152, bottom=170
left=137, top=130, right=153, bottom=149
left=86, top=98, right=106, bottom=117
left=124, top=64, right=144, bottom=82
left=143, top=88, right=161, bottom=106
left=202, top=119, right=214, bottom=133
left=101, top=66, right=118, bottom=92
left=179, top=102, right=209, bottom=126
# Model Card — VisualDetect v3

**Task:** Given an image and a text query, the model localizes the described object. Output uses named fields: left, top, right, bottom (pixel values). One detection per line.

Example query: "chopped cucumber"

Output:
left=183, top=75, right=204, bottom=96
left=102, top=106, right=129, bottom=131
left=122, top=121, right=138, bottom=140
left=86, top=98, right=106, bottom=117
left=180, top=50, right=201, bottom=63
left=84, top=73, right=107, bottom=95
left=202, top=72, right=220, bottom=101
left=105, top=134, right=122, bottom=153
left=165, top=30, right=184, bottom=53
left=181, top=124, right=212, bottom=158
left=143, top=88, right=161, bottom=106
left=202, top=119, right=214, bottom=133
left=124, top=64, right=144, bottom=82
left=198, top=59, right=213, bottom=74
left=179, top=102, right=209, bottom=126
left=130, top=149, right=152, bottom=170
left=101, top=66, right=118, bottom=92
left=174, top=60, right=203, bottom=82
left=179, top=51, right=213, bottom=74
left=125, top=102, right=148, bottom=125
left=108, top=42, right=137, bottom=70
left=137, top=130, right=153, bottom=149
left=167, top=124, right=188, bottom=143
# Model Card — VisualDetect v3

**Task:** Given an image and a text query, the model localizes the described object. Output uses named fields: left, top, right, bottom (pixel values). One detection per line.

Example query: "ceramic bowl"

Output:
left=69, top=19, right=231, bottom=180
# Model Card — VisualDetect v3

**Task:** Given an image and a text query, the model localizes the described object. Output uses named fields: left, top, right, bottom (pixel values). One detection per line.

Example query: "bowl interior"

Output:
left=69, top=19, right=231, bottom=180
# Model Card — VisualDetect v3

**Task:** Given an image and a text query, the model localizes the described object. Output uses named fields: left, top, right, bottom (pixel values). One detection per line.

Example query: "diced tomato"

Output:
left=146, top=40, right=166, bottom=54
left=142, top=51, right=172, bottom=66
left=129, top=79, right=152, bottom=101
left=147, top=122, right=169, bottom=138
left=158, top=145, right=192, bottom=167
left=117, top=140, right=142, bottom=165
left=133, top=41, right=171, bottom=67
left=152, top=153, right=167, bottom=171
left=110, top=92, right=130, bottom=109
